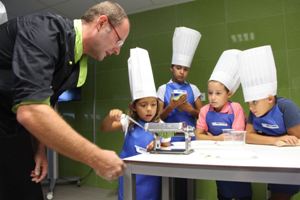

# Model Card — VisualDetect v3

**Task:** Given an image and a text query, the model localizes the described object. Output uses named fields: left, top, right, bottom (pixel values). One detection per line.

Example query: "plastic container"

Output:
left=172, top=89, right=187, bottom=100
left=223, top=130, right=246, bottom=145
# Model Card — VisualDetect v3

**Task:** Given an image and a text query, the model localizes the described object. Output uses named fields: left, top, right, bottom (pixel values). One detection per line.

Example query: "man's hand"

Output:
left=31, top=145, right=48, bottom=183
left=93, top=149, right=126, bottom=181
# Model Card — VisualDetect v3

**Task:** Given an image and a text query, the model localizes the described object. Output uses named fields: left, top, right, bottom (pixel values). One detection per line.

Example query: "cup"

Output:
left=225, top=130, right=246, bottom=145
left=222, top=129, right=234, bottom=141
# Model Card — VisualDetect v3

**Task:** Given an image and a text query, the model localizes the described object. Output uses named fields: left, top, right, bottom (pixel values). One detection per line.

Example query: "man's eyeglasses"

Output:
left=108, top=19, right=124, bottom=47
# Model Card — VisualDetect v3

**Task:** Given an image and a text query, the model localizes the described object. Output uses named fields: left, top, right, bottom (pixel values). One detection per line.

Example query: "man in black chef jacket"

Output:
left=0, top=1, right=130, bottom=199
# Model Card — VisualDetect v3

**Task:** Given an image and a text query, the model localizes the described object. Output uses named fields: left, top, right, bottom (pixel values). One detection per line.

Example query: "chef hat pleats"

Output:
left=171, top=27, right=201, bottom=68
left=209, top=49, right=242, bottom=94
left=239, top=45, right=277, bottom=102
left=128, top=47, right=157, bottom=101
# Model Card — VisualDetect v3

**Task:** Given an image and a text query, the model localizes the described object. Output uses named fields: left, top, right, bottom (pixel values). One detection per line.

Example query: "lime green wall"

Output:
left=58, top=0, right=300, bottom=199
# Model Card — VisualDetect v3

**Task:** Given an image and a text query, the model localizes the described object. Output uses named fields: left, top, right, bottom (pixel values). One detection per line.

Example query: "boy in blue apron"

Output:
left=195, top=50, right=252, bottom=199
left=239, top=45, right=300, bottom=200
left=156, top=27, right=203, bottom=200
left=100, top=48, right=169, bottom=200
left=157, top=27, right=203, bottom=141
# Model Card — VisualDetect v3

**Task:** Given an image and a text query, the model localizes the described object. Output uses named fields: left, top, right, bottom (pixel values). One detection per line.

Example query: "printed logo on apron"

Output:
left=212, top=122, right=228, bottom=126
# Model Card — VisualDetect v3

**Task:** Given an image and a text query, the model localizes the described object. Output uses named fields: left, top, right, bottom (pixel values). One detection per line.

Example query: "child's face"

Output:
left=134, top=97, right=158, bottom=122
left=207, top=81, right=231, bottom=111
left=248, top=97, right=274, bottom=117
left=171, top=65, right=189, bottom=83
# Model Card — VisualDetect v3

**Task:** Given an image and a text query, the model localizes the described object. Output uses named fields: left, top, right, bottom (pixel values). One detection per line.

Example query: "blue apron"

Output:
left=118, top=120, right=161, bottom=200
left=206, top=104, right=252, bottom=198
left=252, top=103, right=299, bottom=194
left=206, top=104, right=234, bottom=136
left=252, top=104, right=286, bottom=136
left=164, top=82, right=196, bottom=141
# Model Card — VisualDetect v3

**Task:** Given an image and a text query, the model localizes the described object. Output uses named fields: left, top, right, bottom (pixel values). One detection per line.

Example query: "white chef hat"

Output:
left=128, top=47, right=157, bottom=101
left=239, top=45, right=277, bottom=102
left=209, top=49, right=242, bottom=94
left=0, top=1, right=7, bottom=25
left=171, top=27, right=201, bottom=68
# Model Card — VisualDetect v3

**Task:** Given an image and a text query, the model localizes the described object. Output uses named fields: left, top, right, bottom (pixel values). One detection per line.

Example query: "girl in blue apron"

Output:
left=206, top=103, right=252, bottom=200
left=118, top=96, right=164, bottom=200
left=118, top=112, right=161, bottom=200
left=100, top=96, right=167, bottom=200
left=100, top=47, right=168, bottom=200
left=195, top=80, right=252, bottom=200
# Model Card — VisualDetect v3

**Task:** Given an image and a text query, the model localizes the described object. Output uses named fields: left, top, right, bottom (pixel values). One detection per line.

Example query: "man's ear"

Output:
left=228, top=91, right=233, bottom=98
left=97, top=15, right=108, bottom=27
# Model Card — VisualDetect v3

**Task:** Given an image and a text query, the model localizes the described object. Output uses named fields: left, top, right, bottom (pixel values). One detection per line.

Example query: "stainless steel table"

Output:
left=123, top=141, right=300, bottom=200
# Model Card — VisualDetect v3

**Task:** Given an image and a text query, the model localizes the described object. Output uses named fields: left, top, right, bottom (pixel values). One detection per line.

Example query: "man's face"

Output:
left=91, top=17, right=130, bottom=61
left=171, top=65, right=189, bottom=83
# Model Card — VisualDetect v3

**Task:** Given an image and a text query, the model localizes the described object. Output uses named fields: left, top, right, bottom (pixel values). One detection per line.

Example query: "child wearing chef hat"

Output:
left=157, top=26, right=203, bottom=140
left=100, top=47, right=169, bottom=200
left=239, top=45, right=300, bottom=200
left=156, top=26, right=203, bottom=200
left=195, top=49, right=252, bottom=200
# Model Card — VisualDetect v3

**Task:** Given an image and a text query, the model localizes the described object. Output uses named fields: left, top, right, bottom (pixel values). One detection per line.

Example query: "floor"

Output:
left=42, top=184, right=117, bottom=200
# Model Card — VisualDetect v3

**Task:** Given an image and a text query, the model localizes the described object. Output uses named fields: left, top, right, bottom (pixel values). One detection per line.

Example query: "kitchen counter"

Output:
left=123, top=141, right=300, bottom=200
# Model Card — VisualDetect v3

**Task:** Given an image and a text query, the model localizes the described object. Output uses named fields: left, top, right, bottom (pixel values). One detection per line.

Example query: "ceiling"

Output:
left=1, top=0, right=193, bottom=19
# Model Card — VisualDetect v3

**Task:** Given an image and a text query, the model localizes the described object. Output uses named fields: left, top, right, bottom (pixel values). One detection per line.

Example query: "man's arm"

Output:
left=17, top=104, right=125, bottom=181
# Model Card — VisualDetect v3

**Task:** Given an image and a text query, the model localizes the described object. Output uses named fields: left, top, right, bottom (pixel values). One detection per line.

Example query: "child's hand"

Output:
left=161, top=141, right=171, bottom=147
left=178, top=102, right=193, bottom=112
left=275, top=135, right=299, bottom=146
left=207, top=132, right=226, bottom=141
left=146, top=140, right=171, bottom=151
left=169, top=94, right=187, bottom=109
left=216, top=133, right=227, bottom=141
left=108, top=109, right=123, bottom=121
left=146, top=141, right=154, bottom=151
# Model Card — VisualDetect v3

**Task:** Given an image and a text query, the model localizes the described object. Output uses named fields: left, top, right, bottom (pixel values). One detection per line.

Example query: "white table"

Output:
left=123, top=141, right=300, bottom=200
